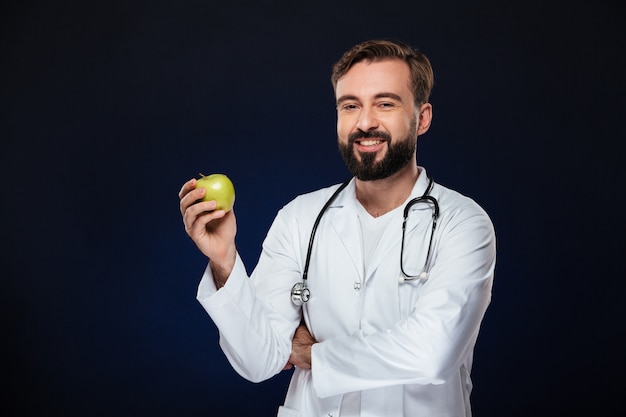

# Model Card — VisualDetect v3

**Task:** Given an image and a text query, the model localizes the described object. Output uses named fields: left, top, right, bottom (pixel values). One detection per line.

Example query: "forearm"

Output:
left=197, top=254, right=300, bottom=383
left=311, top=284, right=490, bottom=398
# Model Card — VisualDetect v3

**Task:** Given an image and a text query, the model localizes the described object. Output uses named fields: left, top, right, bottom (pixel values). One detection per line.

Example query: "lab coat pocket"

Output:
left=277, top=406, right=300, bottom=417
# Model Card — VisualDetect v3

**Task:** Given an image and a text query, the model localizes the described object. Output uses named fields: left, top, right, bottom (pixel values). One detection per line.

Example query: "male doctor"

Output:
left=179, top=39, right=496, bottom=416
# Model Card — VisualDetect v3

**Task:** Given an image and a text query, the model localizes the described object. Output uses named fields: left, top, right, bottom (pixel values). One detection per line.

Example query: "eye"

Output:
left=378, top=101, right=395, bottom=109
left=338, top=103, right=359, bottom=112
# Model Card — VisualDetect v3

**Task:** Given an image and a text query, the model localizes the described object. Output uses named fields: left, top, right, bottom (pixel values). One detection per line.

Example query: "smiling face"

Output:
left=335, top=58, right=430, bottom=181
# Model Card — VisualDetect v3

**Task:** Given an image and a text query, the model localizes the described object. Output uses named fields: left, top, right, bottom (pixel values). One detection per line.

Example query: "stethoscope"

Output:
left=291, top=176, right=440, bottom=306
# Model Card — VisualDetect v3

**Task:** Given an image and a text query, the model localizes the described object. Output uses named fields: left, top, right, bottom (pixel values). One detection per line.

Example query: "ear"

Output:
left=416, top=103, right=433, bottom=136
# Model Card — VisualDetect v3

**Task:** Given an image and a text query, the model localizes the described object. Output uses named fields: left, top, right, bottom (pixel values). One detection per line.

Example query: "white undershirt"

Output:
left=356, top=201, right=402, bottom=275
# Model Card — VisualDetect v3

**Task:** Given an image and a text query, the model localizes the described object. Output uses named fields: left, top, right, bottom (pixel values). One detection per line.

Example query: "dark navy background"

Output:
left=2, top=1, right=624, bottom=416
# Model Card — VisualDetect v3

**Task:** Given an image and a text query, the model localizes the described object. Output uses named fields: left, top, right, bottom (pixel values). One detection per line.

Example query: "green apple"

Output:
left=195, top=173, right=236, bottom=212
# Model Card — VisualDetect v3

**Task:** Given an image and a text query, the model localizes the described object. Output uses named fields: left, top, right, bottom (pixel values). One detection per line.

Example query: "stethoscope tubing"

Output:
left=400, top=194, right=439, bottom=280
left=302, top=179, right=352, bottom=284
left=292, top=176, right=439, bottom=305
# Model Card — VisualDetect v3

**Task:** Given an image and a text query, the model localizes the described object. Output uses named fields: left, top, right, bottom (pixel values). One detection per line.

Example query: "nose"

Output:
left=355, top=106, right=379, bottom=132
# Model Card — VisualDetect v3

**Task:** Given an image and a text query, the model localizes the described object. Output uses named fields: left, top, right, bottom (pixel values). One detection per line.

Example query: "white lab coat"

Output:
left=197, top=167, right=496, bottom=416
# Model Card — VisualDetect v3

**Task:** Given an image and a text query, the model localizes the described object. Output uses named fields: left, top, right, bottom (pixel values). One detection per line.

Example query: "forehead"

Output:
left=335, top=59, right=412, bottom=99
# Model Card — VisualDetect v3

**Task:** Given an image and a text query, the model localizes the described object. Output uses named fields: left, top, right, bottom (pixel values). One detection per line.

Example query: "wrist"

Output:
left=210, top=247, right=237, bottom=288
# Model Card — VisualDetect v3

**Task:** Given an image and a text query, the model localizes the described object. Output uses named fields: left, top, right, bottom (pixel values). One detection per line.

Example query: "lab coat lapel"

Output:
left=326, top=181, right=364, bottom=283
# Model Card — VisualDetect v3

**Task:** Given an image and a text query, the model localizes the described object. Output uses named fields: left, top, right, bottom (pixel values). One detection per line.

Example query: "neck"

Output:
left=355, top=164, right=419, bottom=218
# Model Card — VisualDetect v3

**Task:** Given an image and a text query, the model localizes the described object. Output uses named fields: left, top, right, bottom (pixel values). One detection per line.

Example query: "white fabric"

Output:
left=339, top=391, right=361, bottom=416
left=197, top=167, right=496, bottom=417
left=338, top=204, right=397, bottom=416
left=357, top=201, right=399, bottom=268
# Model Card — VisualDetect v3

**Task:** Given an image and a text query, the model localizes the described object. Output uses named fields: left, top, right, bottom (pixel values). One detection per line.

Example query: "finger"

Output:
left=186, top=207, right=226, bottom=238
left=186, top=199, right=217, bottom=219
left=183, top=201, right=218, bottom=232
left=178, top=178, right=197, bottom=199
left=179, top=186, right=206, bottom=216
left=282, top=362, right=293, bottom=371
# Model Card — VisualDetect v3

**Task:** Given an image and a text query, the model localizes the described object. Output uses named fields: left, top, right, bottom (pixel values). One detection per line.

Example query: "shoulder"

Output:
left=263, top=181, right=350, bottom=245
left=279, top=182, right=347, bottom=218
left=434, top=182, right=494, bottom=233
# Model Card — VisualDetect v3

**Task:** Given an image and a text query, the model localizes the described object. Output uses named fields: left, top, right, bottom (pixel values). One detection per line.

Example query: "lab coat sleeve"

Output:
left=311, top=203, right=496, bottom=398
left=196, top=208, right=303, bottom=383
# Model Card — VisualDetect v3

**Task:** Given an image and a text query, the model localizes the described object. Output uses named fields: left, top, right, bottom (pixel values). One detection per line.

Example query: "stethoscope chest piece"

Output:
left=291, top=281, right=310, bottom=305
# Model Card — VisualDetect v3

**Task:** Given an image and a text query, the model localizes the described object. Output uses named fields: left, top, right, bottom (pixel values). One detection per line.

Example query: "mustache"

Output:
left=348, top=130, right=392, bottom=144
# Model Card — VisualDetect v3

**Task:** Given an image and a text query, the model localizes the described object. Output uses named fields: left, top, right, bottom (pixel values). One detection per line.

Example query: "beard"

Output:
left=338, top=118, right=418, bottom=181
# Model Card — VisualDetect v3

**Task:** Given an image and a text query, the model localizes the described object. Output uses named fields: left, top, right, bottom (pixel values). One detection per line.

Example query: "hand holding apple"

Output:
left=195, top=173, right=236, bottom=212
left=178, top=174, right=237, bottom=281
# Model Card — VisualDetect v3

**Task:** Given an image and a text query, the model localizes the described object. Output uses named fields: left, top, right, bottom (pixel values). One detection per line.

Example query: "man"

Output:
left=179, top=39, right=496, bottom=416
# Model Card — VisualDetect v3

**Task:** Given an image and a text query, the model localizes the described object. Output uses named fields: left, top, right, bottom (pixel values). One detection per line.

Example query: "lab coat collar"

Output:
left=404, top=166, right=437, bottom=234
left=411, top=166, right=433, bottom=199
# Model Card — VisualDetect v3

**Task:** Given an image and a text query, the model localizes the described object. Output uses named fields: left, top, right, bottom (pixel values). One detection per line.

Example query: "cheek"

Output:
left=336, top=117, right=351, bottom=140
left=390, top=115, right=416, bottom=138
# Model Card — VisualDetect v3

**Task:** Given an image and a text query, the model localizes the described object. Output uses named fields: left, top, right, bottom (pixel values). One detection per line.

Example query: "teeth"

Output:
left=360, top=140, right=382, bottom=146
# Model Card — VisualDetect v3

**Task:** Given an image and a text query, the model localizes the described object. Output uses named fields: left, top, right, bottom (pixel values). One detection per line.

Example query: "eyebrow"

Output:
left=336, top=92, right=404, bottom=105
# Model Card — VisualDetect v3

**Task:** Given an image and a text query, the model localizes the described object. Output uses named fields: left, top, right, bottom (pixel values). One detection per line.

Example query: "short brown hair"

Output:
left=331, top=39, right=434, bottom=106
